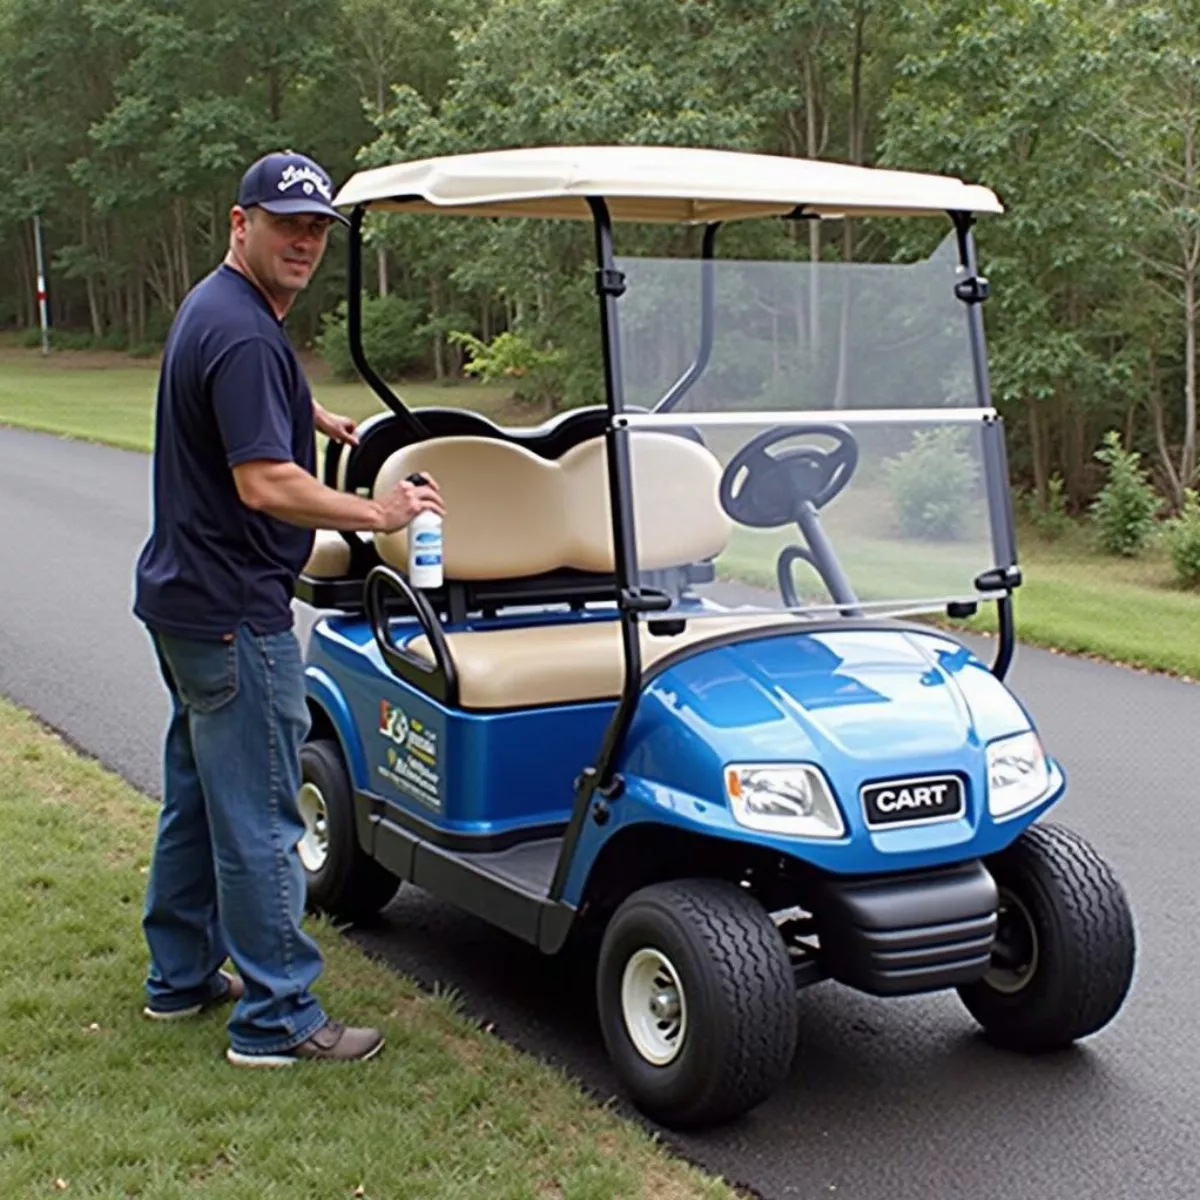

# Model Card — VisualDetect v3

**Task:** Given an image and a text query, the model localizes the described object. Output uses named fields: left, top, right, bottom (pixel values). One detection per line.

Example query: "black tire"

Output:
left=298, top=738, right=401, bottom=923
left=957, top=821, right=1135, bottom=1052
left=596, top=879, right=798, bottom=1129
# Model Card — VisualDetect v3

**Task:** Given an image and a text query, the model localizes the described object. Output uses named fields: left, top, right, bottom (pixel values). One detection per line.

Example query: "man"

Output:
left=132, top=150, right=444, bottom=1066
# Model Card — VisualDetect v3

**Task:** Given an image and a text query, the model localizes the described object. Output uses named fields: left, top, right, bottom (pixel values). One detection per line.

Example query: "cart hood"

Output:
left=632, top=626, right=1036, bottom=793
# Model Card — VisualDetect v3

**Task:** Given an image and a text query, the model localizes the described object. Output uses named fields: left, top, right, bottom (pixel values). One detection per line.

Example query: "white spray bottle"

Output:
left=405, top=472, right=443, bottom=589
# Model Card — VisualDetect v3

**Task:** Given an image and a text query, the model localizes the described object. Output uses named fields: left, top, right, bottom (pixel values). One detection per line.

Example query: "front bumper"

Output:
left=809, top=860, right=998, bottom=996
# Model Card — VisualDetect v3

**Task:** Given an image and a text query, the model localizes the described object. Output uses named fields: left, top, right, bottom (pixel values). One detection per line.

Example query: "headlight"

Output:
left=724, top=764, right=845, bottom=838
left=986, top=730, right=1050, bottom=817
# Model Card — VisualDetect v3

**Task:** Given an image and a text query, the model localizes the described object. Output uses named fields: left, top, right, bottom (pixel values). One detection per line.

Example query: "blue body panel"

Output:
left=305, top=615, right=612, bottom=839
left=558, top=626, right=1062, bottom=904
left=305, top=614, right=1063, bottom=903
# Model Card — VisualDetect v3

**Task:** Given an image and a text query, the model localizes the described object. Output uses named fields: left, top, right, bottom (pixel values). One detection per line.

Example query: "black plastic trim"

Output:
left=295, top=574, right=374, bottom=612
left=596, top=266, right=627, bottom=297
left=339, top=406, right=621, bottom=501
left=369, top=810, right=577, bottom=951
left=298, top=562, right=622, bottom=619
left=809, top=860, right=998, bottom=996
left=953, top=275, right=991, bottom=304
left=358, top=788, right=567, bottom=854
left=323, top=436, right=347, bottom=490
left=993, top=594, right=1016, bottom=680
left=364, top=566, right=458, bottom=704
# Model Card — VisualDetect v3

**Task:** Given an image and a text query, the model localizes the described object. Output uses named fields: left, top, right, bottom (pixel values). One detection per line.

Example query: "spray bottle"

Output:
left=405, top=472, right=443, bottom=588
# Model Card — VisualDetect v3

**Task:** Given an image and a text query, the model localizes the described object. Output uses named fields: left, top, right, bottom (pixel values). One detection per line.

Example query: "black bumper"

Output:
left=809, top=860, right=998, bottom=996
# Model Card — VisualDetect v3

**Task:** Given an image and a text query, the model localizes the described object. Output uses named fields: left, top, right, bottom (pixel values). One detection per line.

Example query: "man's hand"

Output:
left=232, top=461, right=445, bottom=534
left=313, top=401, right=359, bottom=446
left=375, top=474, right=446, bottom=534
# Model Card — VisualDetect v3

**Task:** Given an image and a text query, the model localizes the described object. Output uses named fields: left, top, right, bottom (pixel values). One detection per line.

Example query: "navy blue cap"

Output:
left=237, top=151, right=348, bottom=225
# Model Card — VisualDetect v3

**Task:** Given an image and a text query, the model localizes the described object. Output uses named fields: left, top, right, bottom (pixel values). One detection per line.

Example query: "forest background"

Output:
left=4, top=0, right=1200, bottom=534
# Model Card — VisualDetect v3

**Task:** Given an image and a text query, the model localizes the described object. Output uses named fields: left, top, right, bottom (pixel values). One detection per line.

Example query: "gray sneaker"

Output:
left=225, top=1020, right=385, bottom=1067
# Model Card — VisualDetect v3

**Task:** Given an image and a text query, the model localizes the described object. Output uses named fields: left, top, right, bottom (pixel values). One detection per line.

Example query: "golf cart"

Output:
left=294, top=146, right=1135, bottom=1129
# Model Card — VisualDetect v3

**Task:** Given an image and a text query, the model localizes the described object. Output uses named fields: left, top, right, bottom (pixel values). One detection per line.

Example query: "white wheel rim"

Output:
left=296, top=781, right=329, bottom=873
left=620, top=947, right=688, bottom=1066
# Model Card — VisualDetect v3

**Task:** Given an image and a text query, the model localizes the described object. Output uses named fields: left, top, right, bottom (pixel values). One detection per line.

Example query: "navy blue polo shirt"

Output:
left=134, top=264, right=316, bottom=640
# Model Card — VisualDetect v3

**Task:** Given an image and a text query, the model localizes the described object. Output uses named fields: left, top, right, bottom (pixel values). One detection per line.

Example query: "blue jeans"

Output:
left=142, top=623, right=327, bottom=1054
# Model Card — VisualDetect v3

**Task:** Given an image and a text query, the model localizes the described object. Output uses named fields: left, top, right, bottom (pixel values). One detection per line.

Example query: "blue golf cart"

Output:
left=294, top=146, right=1135, bottom=1129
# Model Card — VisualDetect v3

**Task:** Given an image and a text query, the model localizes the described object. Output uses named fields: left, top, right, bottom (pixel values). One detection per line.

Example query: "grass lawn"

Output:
left=1, top=346, right=1198, bottom=680
left=715, top=517, right=1200, bottom=681
left=0, top=347, right=522, bottom=454
left=0, top=695, right=734, bottom=1199
left=945, top=532, right=1200, bottom=680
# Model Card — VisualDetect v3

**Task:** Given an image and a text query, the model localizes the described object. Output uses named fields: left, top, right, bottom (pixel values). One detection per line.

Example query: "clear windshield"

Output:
left=616, top=232, right=976, bottom=414
left=613, top=231, right=1009, bottom=619
left=624, top=412, right=1004, bottom=620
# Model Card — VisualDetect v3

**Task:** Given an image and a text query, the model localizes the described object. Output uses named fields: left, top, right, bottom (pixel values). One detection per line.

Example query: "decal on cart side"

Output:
left=376, top=699, right=443, bottom=812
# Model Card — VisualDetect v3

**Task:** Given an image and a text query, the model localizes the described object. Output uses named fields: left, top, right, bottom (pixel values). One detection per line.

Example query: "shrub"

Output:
left=1023, top=473, right=1073, bottom=541
left=1163, top=488, right=1200, bottom=588
left=884, top=425, right=981, bottom=540
left=448, top=329, right=569, bottom=410
left=1089, top=430, right=1160, bottom=556
left=316, top=294, right=427, bottom=382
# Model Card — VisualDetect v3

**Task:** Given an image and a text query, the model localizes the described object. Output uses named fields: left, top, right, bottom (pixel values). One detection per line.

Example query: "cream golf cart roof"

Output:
left=333, top=144, right=1003, bottom=223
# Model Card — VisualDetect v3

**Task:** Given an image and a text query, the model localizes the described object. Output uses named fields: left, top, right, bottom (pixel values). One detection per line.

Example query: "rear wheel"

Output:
left=596, top=879, right=797, bottom=1129
left=957, top=822, right=1135, bottom=1051
left=298, top=738, right=401, bottom=923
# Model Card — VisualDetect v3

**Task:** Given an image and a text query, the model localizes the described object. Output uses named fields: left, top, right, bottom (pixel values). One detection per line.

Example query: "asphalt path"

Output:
left=2, top=423, right=1199, bottom=1199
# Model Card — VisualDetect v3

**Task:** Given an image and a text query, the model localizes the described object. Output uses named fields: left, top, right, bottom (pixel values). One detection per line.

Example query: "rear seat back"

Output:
left=373, top=432, right=732, bottom=580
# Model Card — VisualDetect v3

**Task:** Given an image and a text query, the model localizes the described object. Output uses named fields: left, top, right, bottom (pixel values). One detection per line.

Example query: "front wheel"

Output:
left=297, top=738, right=401, bottom=923
left=596, top=879, right=798, bottom=1129
left=957, top=822, right=1135, bottom=1051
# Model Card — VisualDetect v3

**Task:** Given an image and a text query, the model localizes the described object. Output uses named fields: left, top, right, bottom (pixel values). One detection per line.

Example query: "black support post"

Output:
left=347, top=206, right=426, bottom=439
left=547, top=198, right=652, bottom=904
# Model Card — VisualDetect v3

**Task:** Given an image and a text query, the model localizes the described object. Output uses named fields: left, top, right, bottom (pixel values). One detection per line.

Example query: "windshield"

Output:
left=613, top=230, right=1011, bottom=620
left=616, top=232, right=976, bottom=414
left=624, top=413, right=1005, bottom=621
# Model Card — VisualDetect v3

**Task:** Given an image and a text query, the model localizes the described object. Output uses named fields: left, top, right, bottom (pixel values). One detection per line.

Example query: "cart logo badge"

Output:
left=861, top=774, right=963, bottom=827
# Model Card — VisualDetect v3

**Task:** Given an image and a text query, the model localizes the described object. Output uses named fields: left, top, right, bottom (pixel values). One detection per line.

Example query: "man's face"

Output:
left=233, top=206, right=333, bottom=296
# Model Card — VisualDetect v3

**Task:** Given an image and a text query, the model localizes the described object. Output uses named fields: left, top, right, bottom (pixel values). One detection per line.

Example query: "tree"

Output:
left=1085, top=1, right=1200, bottom=505
left=877, top=0, right=1138, bottom=509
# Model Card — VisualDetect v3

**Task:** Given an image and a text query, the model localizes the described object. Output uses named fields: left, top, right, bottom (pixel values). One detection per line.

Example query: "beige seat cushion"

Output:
left=375, top=437, right=565, bottom=578
left=373, top=432, right=732, bottom=579
left=304, top=529, right=359, bottom=578
left=406, top=614, right=799, bottom=708
left=304, top=430, right=731, bottom=586
left=556, top=437, right=735, bottom=572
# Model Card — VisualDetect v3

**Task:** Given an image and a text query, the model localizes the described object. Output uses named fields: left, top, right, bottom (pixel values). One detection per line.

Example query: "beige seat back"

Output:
left=373, top=432, right=731, bottom=581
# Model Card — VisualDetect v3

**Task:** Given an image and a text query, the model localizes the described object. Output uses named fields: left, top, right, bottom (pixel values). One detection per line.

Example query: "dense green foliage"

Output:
left=884, top=426, right=982, bottom=541
left=316, top=293, right=428, bottom=381
left=2, top=0, right=1198, bottom=514
left=1163, top=488, right=1200, bottom=585
left=1089, top=430, right=1162, bottom=556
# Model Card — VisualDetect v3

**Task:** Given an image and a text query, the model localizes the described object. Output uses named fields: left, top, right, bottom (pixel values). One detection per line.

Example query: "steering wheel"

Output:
left=718, top=423, right=859, bottom=528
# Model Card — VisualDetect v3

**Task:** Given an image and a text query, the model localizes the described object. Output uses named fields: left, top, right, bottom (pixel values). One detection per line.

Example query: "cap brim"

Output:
left=258, top=198, right=349, bottom=226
